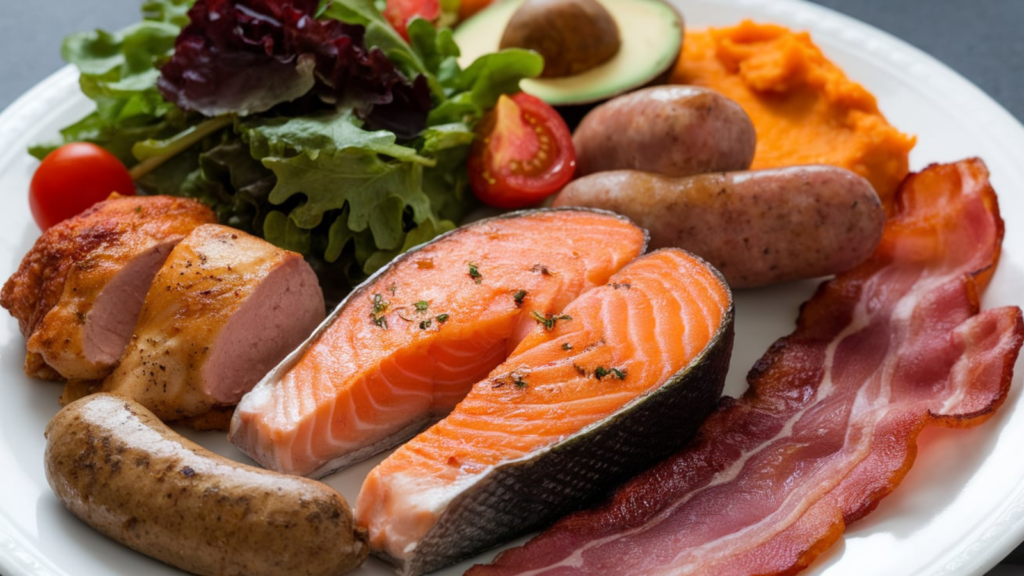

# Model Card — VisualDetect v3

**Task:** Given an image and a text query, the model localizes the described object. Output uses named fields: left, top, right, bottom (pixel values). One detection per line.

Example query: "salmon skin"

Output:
left=229, top=209, right=647, bottom=477
left=356, top=249, right=734, bottom=576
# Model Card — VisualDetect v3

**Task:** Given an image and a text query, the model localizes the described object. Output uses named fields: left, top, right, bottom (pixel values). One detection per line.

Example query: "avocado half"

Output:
left=454, top=0, right=683, bottom=106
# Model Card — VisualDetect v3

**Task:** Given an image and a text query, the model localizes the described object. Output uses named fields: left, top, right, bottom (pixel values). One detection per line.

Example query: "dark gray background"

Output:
left=1, top=0, right=1023, bottom=574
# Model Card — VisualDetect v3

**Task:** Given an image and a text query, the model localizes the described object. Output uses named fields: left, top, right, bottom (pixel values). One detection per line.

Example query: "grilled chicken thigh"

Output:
left=101, top=224, right=325, bottom=426
left=1, top=195, right=215, bottom=380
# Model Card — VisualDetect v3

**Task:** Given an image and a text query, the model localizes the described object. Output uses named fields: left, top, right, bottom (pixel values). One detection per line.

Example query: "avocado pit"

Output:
left=499, top=0, right=621, bottom=78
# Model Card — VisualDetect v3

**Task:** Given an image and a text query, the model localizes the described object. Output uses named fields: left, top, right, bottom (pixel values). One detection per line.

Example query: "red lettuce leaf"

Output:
left=361, top=74, right=431, bottom=139
left=157, top=0, right=428, bottom=137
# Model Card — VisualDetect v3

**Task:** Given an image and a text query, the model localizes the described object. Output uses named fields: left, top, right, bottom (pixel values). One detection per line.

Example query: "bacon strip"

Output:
left=468, top=158, right=1024, bottom=576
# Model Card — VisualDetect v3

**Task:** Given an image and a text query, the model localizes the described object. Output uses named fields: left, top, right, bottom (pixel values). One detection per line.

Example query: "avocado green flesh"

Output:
left=454, top=0, right=683, bottom=106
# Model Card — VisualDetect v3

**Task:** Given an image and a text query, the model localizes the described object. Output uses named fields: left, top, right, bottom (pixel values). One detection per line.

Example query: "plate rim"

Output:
left=2, top=0, right=1024, bottom=575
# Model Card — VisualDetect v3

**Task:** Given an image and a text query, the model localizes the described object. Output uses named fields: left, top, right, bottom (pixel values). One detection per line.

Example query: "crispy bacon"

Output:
left=468, top=158, right=1024, bottom=576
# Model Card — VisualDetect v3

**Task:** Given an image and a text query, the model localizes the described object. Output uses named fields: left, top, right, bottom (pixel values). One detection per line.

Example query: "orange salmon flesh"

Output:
left=229, top=210, right=648, bottom=477
left=356, top=249, right=733, bottom=567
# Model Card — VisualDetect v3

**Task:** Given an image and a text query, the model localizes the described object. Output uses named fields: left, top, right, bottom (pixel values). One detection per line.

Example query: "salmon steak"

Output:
left=356, top=249, right=734, bottom=576
left=229, top=209, right=647, bottom=477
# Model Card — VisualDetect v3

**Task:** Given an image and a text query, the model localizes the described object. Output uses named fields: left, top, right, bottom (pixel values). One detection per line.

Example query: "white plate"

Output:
left=2, top=0, right=1024, bottom=574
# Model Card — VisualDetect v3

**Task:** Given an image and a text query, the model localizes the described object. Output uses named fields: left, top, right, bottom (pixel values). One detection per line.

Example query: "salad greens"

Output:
left=33, top=0, right=543, bottom=303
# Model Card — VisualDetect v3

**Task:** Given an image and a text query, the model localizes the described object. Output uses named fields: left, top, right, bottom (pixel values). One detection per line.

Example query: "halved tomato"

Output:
left=468, top=92, right=576, bottom=209
left=384, top=0, right=439, bottom=40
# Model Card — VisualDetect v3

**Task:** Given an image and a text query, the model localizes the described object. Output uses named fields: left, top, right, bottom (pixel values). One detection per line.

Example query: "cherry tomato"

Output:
left=384, top=0, right=439, bottom=40
left=468, top=93, right=576, bottom=209
left=29, top=143, right=135, bottom=230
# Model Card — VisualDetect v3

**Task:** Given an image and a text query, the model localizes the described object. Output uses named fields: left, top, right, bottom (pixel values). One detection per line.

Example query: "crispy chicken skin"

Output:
left=100, top=224, right=325, bottom=427
left=0, top=194, right=215, bottom=380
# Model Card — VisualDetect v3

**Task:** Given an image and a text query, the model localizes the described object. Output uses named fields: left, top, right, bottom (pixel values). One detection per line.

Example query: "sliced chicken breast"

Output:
left=1, top=194, right=215, bottom=380
left=100, top=224, right=325, bottom=427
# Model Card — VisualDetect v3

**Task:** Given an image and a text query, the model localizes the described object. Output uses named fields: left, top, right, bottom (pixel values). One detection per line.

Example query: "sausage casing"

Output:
left=554, top=166, right=886, bottom=287
left=44, top=393, right=368, bottom=576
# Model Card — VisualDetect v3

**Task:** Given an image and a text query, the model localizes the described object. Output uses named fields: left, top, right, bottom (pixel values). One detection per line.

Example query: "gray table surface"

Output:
left=2, top=0, right=1024, bottom=574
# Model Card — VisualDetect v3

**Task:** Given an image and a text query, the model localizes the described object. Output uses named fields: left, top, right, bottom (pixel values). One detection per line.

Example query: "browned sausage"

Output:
left=572, top=86, right=756, bottom=178
left=44, top=393, right=368, bottom=576
left=553, top=166, right=885, bottom=287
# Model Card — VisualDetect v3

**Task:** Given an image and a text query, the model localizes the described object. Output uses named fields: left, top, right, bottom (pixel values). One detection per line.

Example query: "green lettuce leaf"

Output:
left=236, top=104, right=475, bottom=273
left=190, top=138, right=274, bottom=230
left=261, top=151, right=430, bottom=236
left=325, top=205, right=358, bottom=263
left=239, top=110, right=427, bottom=164
left=32, top=2, right=194, bottom=162
left=264, top=211, right=313, bottom=255
left=406, top=18, right=461, bottom=80
left=361, top=217, right=455, bottom=273
left=29, top=112, right=174, bottom=163
left=141, top=0, right=194, bottom=27
left=422, top=144, right=472, bottom=222
left=420, top=122, right=474, bottom=153
left=134, top=133, right=268, bottom=230
left=427, top=48, right=544, bottom=125
left=63, top=21, right=180, bottom=126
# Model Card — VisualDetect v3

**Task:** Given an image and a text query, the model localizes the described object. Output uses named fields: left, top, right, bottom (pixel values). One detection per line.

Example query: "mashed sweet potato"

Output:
left=672, top=20, right=915, bottom=209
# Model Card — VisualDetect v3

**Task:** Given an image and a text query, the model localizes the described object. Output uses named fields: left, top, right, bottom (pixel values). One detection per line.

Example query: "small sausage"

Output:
left=553, top=166, right=886, bottom=288
left=572, top=86, right=756, bottom=179
left=44, top=393, right=368, bottom=576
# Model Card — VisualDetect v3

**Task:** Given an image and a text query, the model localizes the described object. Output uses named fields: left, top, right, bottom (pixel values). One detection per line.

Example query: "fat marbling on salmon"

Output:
left=356, top=249, right=734, bottom=576
left=229, top=209, right=647, bottom=478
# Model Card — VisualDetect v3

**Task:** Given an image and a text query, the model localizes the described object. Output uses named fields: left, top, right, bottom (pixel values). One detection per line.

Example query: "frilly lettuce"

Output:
left=29, top=2, right=186, bottom=163
left=30, top=0, right=543, bottom=304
